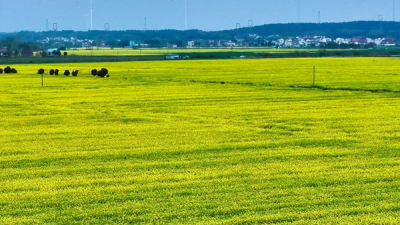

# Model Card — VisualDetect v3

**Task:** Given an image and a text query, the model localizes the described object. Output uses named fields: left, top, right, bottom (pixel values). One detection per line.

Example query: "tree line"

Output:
left=0, top=38, right=39, bottom=57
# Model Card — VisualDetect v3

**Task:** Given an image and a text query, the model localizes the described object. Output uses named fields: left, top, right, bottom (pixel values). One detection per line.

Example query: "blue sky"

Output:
left=0, top=0, right=397, bottom=32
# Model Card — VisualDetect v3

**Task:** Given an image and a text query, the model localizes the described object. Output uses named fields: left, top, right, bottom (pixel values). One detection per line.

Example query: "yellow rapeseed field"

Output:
left=65, top=48, right=321, bottom=56
left=1, top=58, right=400, bottom=224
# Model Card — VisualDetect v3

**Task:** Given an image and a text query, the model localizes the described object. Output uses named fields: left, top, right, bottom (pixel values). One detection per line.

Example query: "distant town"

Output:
left=35, top=34, right=396, bottom=49
left=0, top=34, right=396, bottom=58
left=1, top=20, right=400, bottom=57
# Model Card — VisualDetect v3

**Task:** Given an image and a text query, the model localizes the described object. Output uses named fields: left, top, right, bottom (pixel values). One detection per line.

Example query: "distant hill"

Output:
left=1, top=21, right=399, bottom=42
left=246, top=21, right=400, bottom=38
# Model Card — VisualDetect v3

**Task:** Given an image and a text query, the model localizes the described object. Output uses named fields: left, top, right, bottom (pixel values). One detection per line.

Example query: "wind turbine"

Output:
left=90, top=0, right=93, bottom=30
left=185, top=0, right=188, bottom=30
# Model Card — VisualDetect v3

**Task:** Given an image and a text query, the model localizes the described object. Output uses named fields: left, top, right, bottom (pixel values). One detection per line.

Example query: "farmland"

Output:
left=1, top=58, right=400, bottom=224
left=65, top=47, right=400, bottom=57
left=66, top=48, right=322, bottom=56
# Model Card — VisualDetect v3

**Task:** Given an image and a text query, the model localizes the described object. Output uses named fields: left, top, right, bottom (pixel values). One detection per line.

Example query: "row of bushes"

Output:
left=38, top=68, right=79, bottom=76
left=37, top=68, right=109, bottom=77
left=1, top=67, right=109, bottom=77
left=91, top=68, right=110, bottom=78
left=0, top=66, right=18, bottom=74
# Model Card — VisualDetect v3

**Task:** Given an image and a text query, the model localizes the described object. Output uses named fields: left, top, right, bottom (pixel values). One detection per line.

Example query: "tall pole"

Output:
left=313, top=66, right=316, bottom=86
left=185, top=0, right=188, bottom=30
left=90, top=0, right=93, bottom=30
left=144, top=17, right=147, bottom=31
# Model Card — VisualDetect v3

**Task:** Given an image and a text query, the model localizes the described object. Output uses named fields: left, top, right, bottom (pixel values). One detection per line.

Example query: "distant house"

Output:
left=0, top=48, right=9, bottom=57
left=165, top=54, right=189, bottom=60
left=46, top=48, right=59, bottom=57
left=382, top=38, right=395, bottom=46
left=165, top=54, right=181, bottom=60
left=82, top=41, right=91, bottom=48
left=351, top=37, right=368, bottom=45
left=284, top=39, right=293, bottom=47
left=22, top=49, right=33, bottom=57
left=225, top=41, right=237, bottom=47
left=187, top=40, right=195, bottom=48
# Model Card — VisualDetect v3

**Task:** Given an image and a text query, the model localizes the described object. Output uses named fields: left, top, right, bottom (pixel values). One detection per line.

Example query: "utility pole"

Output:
left=53, top=23, right=58, bottom=48
left=145, top=17, right=147, bottom=31
left=313, top=66, right=316, bottom=86
left=248, top=20, right=253, bottom=28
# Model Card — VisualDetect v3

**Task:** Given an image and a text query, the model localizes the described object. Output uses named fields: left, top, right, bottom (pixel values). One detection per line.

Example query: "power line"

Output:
left=145, top=17, right=147, bottom=31
left=248, top=20, right=254, bottom=28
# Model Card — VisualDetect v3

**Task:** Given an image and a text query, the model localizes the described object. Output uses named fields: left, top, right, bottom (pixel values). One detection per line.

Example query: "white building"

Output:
left=284, top=39, right=293, bottom=47
left=187, top=40, right=195, bottom=48
left=166, top=54, right=180, bottom=60
left=225, top=41, right=237, bottom=47
left=46, top=48, right=59, bottom=56
left=82, top=41, right=91, bottom=48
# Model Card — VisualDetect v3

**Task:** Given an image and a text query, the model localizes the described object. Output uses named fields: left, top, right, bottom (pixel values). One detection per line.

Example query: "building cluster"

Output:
left=184, top=35, right=396, bottom=48
left=37, top=37, right=95, bottom=48
left=35, top=34, right=397, bottom=49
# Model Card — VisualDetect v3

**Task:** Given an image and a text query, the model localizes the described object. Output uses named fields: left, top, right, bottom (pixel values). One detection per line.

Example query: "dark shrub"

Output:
left=49, top=69, right=55, bottom=75
left=55, top=69, right=59, bottom=75
left=0, top=68, right=3, bottom=74
left=11, top=68, right=17, bottom=73
left=91, top=69, right=98, bottom=76
left=72, top=70, right=79, bottom=76
left=4, top=67, right=11, bottom=74
left=64, top=70, right=70, bottom=76
left=37, top=68, right=45, bottom=75
left=97, top=68, right=109, bottom=77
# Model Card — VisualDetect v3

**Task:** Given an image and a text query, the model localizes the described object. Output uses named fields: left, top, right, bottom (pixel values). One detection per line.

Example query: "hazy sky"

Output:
left=0, top=0, right=398, bottom=32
